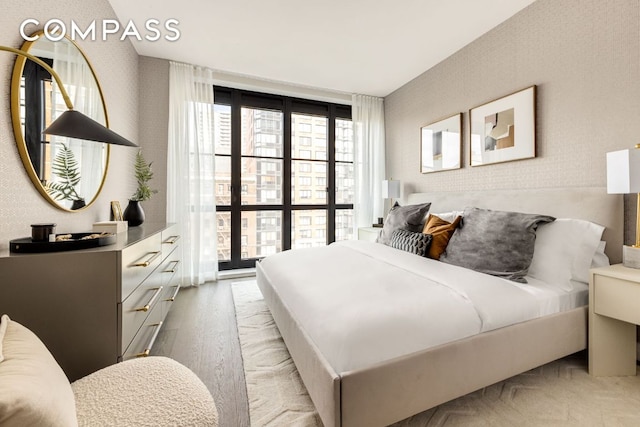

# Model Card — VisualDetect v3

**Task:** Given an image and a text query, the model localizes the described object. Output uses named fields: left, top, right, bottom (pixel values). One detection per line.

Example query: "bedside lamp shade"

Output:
left=606, top=149, right=640, bottom=194
left=0, top=45, right=137, bottom=147
left=381, top=180, right=401, bottom=199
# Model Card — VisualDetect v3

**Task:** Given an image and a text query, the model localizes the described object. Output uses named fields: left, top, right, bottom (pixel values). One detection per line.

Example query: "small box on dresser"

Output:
left=93, top=221, right=128, bottom=234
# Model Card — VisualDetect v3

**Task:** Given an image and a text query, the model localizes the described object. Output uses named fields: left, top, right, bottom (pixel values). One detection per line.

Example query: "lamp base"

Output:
left=622, top=245, right=640, bottom=269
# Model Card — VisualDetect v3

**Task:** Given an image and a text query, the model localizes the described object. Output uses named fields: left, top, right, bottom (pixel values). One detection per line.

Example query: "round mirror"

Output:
left=10, top=31, right=110, bottom=211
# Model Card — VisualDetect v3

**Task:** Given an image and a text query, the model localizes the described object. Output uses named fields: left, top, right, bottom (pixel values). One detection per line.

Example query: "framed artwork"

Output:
left=469, top=85, right=536, bottom=167
left=420, top=113, right=462, bottom=174
left=111, top=201, right=123, bottom=221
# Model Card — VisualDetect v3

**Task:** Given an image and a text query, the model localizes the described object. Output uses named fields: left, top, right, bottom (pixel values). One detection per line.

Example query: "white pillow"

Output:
left=591, top=241, right=611, bottom=269
left=432, top=211, right=464, bottom=223
left=0, top=315, right=78, bottom=427
left=528, top=219, right=605, bottom=291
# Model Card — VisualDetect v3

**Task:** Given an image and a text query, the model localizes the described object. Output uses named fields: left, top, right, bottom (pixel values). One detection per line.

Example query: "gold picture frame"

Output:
left=420, top=113, right=462, bottom=174
left=469, top=85, right=536, bottom=167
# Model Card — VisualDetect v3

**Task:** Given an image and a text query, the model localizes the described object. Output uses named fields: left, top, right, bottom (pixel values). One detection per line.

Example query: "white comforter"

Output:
left=259, top=240, right=573, bottom=374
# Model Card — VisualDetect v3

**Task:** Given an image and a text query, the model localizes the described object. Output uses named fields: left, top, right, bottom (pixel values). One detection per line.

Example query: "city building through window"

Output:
left=213, top=87, right=353, bottom=269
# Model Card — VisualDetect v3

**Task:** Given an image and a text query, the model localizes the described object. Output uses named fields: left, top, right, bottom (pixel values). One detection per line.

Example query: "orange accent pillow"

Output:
left=422, top=214, right=462, bottom=260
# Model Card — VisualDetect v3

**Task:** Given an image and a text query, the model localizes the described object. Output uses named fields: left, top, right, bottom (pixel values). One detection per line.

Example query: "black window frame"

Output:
left=214, top=86, right=352, bottom=270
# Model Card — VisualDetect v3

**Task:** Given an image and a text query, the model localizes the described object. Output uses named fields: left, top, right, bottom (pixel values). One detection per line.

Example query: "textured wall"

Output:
left=0, top=0, right=139, bottom=249
left=138, top=56, right=170, bottom=224
left=385, top=0, right=640, bottom=242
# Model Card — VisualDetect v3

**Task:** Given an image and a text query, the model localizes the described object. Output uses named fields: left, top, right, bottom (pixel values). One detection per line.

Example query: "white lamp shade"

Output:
left=381, top=180, right=401, bottom=199
left=607, top=149, right=640, bottom=194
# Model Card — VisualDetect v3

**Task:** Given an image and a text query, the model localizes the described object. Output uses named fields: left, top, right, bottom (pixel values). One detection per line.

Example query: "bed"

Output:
left=256, top=187, right=623, bottom=427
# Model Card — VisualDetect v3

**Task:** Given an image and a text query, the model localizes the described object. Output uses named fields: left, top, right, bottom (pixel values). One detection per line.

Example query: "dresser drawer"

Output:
left=122, top=302, right=163, bottom=360
left=593, top=274, right=640, bottom=324
left=121, top=268, right=164, bottom=352
left=121, top=233, right=162, bottom=301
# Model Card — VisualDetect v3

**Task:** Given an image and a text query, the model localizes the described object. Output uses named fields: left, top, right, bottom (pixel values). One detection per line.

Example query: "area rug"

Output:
left=232, top=281, right=640, bottom=426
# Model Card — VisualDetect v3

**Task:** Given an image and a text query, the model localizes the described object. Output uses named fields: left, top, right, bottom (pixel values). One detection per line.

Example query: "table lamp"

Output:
left=379, top=179, right=401, bottom=225
left=1, top=45, right=137, bottom=147
left=607, top=147, right=640, bottom=268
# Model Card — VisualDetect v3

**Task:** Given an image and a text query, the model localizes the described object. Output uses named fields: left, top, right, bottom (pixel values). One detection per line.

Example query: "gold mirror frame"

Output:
left=10, top=30, right=110, bottom=212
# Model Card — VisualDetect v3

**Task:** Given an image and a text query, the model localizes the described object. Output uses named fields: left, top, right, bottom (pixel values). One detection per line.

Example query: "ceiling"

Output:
left=107, top=0, right=536, bottom=97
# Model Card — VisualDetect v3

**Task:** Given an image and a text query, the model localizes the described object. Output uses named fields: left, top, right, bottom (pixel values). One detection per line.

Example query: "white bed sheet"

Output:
left=259, top=240, right=588, bottom=374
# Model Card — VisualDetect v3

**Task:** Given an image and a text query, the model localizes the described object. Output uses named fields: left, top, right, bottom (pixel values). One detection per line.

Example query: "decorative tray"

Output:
left=10, top=232, right=117, bottom=253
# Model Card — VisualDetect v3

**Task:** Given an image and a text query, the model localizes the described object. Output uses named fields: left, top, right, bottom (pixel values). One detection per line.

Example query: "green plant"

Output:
left=130, top=150, right=157, bottom=202
left=46, top=143, right=83, bottom=202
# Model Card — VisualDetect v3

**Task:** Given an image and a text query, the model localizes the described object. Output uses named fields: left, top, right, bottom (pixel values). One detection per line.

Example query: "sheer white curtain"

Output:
left=52, top=41, right=106, bottom=204
left=168, top=61, right=217, bottom=285
left=352, top=94, right=386, bottom=232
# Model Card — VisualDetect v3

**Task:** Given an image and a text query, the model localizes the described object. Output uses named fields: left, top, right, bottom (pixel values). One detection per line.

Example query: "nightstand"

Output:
left=589, top=264, right=640, bottom=376
left=358, top=227, right=381, bottom=242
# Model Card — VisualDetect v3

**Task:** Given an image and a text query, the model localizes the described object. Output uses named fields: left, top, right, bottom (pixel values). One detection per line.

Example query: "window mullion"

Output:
left=328, top=104, right=336, bottom=244
left=283, top=98, right=292, bottom=251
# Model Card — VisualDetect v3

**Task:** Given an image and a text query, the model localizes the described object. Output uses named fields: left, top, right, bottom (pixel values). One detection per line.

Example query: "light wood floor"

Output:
left=153, top=278, right=252, bottom=427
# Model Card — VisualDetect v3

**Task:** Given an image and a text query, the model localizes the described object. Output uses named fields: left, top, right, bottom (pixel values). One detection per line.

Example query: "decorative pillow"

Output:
left=422, top=214, right=463, bottom=260
left=0, top=315, right=78, bottom=427
left=389, top=229, right=433, bottom=257
left=377, top=202, right=431, bottom=245
left=527, top=219, right=605, bottom=291
left=440, top=207, right=555, bottom=283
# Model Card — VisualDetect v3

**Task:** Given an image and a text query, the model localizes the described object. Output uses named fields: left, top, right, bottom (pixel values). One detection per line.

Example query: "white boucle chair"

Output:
left=0, top=315, right=218, bottom=427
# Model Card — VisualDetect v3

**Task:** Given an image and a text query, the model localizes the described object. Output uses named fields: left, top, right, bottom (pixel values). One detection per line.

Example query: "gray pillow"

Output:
left=440, top=207, right=555, bottom=283
left=377, top=202, right=431, bottom=245
left=389, top=229, right=432, bottom=257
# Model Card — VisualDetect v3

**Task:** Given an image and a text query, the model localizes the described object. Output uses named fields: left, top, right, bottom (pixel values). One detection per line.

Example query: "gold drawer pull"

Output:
left=163, top=235, right=180, bottom=244
left=134, top=286, right=163, bottom=312
left=166, top=285, right=180, bottom=302
left=135, top=321, right=163, bottom=357
left=133, top=251, right=161, bottom=267
left=163, top=260, right=180, bottom=273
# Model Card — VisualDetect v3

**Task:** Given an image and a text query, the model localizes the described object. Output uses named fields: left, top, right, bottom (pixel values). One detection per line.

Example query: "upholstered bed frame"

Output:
left=256, top=187, right=623, bottom=427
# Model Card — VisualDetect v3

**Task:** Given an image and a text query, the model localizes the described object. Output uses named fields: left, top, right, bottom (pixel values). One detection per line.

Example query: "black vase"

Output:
left=71, top=199, right=86, bottom=210
left=123, top=200, right=145, bottom=227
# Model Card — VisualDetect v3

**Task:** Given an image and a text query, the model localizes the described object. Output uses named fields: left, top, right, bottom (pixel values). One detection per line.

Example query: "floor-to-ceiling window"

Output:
left=214, top=87, right=353, bottom=270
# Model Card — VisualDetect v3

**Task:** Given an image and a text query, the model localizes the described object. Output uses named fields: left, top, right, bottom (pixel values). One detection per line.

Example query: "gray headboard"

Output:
left=406, top=187, right=623, bottom=264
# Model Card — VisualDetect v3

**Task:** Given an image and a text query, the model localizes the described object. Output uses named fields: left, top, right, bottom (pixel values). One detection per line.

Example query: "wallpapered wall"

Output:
left=138, top=56, right=170, bottom=224
left=0, top=0, right=139, bottom=250
left=384, top=0, right=640, bottom=243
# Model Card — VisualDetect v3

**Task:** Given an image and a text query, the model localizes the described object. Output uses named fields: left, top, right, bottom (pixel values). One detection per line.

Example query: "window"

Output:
left=300, top=216, right=312, bottom=225
left=214, top=86, right=352, bottom=269
left=298, top=123, right=311, bottom=132
left=299, top=176, right=311, bottom=186
left=300, top=190, right=311, bottom=199
left=299, top=163, right=311, bottom=172
left=299, top=230, right=312, bottom=238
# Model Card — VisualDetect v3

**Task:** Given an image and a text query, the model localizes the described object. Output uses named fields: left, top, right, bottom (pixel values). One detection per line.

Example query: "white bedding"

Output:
left=259, top=240, right=587, bottom=374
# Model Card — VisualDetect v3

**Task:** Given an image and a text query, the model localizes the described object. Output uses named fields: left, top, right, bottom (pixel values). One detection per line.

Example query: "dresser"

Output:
left=0, top=223, right=182, bottom=381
